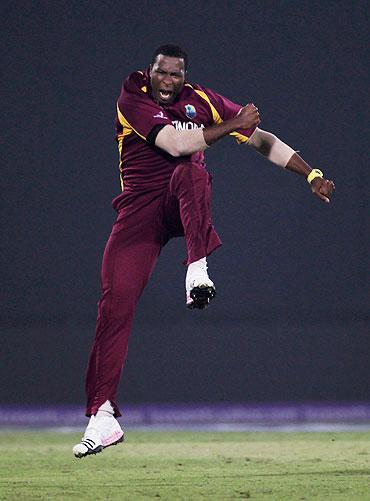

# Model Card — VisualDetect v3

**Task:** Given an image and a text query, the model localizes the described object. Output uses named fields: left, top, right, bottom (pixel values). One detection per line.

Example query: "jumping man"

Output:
left=73, top=44, right=335, bottom=458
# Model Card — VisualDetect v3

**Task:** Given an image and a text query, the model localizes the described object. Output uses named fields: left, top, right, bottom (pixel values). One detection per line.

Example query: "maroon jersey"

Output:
left=113, top=69, right=256, bottom=210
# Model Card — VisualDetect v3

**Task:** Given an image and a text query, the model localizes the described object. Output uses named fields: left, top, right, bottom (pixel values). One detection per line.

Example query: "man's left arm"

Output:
left=248, top=127, right=335, bottom=203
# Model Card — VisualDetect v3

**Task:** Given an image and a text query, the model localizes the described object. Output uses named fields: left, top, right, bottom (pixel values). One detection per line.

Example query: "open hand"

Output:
left=311, top=177, right=335, bottom=203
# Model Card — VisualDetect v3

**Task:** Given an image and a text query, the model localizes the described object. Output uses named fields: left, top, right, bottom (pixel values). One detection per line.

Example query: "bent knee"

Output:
left=173, top=162, right=208, bottom=181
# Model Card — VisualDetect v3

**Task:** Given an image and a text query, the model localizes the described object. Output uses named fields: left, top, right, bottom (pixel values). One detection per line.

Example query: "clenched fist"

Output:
left=236, top=103, right=261, bottom=130
left=311, top=177, right=335, bottom=203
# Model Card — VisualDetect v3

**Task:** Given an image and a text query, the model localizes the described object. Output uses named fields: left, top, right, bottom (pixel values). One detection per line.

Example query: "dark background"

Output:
left=1, top=0, right=369, bottom=407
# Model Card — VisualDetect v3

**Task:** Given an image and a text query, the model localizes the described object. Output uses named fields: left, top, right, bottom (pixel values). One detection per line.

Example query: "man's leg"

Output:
left=165, top=162, right=222, bottom=308
left=74, top=204, right=162, bottom=457
left=85, top=230, right=160, bottom=416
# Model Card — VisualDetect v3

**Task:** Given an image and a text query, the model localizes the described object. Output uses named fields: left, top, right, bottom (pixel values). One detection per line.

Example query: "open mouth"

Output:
left=158, top=89, right=173, bottom=102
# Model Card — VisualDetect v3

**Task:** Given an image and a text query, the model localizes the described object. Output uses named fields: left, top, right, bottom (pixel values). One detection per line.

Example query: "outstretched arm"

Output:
left=285, top=153, right=335, bottom=203
left=155, top=103, right=335, bottom=203
left=248, top=127, right=335, bottom=203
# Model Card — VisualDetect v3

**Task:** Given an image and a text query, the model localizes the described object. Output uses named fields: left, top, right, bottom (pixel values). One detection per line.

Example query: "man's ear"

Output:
left=149, top=65, right=153, bottom=76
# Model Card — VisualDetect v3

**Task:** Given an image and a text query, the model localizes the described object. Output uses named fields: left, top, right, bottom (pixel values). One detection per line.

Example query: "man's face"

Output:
left=150, top=54, right=185, bottom=105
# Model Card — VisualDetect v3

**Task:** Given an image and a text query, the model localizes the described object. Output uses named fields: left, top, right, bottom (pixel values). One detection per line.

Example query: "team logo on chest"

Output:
left=184, top=104, right=197, bottom=119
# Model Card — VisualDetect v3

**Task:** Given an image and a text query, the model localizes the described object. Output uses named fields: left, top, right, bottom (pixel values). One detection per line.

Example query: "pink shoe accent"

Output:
left=102, top=430, right=124, bottom=447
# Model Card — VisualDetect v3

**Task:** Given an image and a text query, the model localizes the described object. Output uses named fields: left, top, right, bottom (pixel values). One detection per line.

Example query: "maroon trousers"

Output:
left=85, top=162, right=221, bottom=417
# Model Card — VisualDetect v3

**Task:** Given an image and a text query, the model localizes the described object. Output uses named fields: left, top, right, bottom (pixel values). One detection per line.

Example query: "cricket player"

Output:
left=73, top=44, right=335, bottom=457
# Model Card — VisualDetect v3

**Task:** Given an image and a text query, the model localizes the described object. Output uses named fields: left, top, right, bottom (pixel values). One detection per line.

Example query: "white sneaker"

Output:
left=72, top=415, right=124, bottom=458
left=186, top=257, right=216, bottom=309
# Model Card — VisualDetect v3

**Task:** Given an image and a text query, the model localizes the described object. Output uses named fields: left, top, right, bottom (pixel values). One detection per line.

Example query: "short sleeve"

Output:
left=117, top=77, right=171, bottom=140
left=195, top=85, right=257, bottom=143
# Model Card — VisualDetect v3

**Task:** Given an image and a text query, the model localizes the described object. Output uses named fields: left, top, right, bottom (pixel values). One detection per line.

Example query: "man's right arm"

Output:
left=155, top=104, right=260, bottom=156
left=203, top=104, right=260, bottom=145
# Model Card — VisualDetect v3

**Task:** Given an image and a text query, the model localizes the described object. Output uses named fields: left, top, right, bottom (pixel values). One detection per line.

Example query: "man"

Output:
left=73, top=44, right=335, bottom=458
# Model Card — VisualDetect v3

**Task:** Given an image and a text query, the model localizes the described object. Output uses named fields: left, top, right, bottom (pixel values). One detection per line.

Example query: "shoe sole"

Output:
left=74, top=433, right=124, bottom=459
left=188, top=285, right=216, bottom=310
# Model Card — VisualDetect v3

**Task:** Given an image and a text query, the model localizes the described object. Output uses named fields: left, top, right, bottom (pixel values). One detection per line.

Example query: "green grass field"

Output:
left=0, top=431, right=369, bottom=500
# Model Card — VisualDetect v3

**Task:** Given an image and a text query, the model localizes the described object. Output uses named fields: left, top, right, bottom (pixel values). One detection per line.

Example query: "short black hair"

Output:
left=151, top=44, right=188, bottom=71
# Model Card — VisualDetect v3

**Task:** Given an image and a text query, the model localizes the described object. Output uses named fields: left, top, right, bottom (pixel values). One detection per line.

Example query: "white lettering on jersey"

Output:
left=153, top=111, right=169, bottom=119
left=172, top=120, right=205, bottom=131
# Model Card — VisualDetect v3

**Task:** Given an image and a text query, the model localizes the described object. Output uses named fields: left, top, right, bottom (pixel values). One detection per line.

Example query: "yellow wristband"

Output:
left=307, top=168, right=324, bottom=184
